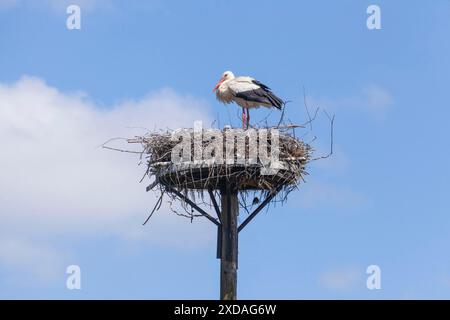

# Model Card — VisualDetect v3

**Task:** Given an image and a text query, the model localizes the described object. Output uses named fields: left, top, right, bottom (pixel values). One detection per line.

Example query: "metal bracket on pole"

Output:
left=237, top=186, right=283, bottom=233
left=208, top=188, right=222, bottom=223
left=164, top=185, right=221, bottom=227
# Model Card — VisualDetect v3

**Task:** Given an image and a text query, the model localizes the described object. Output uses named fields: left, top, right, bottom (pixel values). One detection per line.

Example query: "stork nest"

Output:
left=128, top=126, right=312, bottom=195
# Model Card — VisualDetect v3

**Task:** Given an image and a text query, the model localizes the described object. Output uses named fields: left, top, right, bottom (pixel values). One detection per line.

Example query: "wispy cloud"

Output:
left=310, top=144, right=350, bottom=175
left=291, top=144, right=367, bottom=213
left=361, top=85, right=394, bottom=113
left=42, top=0, right=114, bottom=12
left=310, top=85, right=393, bottom=118
left=0, top=0, right=114, bottom=12
left=318, top=266, right=362, bottom=292
left=0, top=0, right=19, bottom=10
left=295, top=181, right=368, bottom=212
left=0, top=237, right=66, bottom=283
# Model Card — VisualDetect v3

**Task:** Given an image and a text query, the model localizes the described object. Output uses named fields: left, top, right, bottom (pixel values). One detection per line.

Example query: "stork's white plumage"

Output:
left=213, top=71, right=284, bottom=129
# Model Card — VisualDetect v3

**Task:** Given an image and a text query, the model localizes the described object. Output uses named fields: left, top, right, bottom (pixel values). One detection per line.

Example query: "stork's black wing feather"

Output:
left=248, top=80, right=284, bottom=109
left=234, top=90, right=273, bottom=106
left=252, top=80, right=272, bottom=91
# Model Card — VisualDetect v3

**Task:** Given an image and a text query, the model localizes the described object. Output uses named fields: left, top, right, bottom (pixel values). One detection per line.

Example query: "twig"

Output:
left=276, top=100, right=291, bottom=128
left=102, top=145, right=143, bottom=154
left=143, top=190, right=165, bottom=225
left=312, top=111, right=335, bottom=160
left=301, top=86, right=319, bottom=130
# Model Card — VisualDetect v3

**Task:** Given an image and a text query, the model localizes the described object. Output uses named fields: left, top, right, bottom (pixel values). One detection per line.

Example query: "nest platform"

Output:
left=129, top=127, right=312, bottom=193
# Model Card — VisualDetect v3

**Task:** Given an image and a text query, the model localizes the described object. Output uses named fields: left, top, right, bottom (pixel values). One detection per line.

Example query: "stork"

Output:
left=213, top=71, right=284, bottom=129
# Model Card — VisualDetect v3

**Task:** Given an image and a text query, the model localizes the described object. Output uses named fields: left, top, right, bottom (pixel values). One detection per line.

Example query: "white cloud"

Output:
left=0, top=76, right=215, bottom=281
left=318, top=266, right=362, bottom=292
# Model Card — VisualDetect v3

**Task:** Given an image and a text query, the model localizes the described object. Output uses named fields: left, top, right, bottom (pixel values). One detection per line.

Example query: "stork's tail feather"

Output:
left=266, top=91, right=284, bottom=110
left=253, top=80, right=285, bottom=109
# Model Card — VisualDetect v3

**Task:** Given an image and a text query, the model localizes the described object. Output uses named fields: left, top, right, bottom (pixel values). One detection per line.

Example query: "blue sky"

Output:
left=1, top=0, right=450, bottom=299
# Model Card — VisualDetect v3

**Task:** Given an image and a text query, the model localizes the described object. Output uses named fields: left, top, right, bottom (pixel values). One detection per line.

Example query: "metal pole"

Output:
left=219, top=183, right=238, bottom=300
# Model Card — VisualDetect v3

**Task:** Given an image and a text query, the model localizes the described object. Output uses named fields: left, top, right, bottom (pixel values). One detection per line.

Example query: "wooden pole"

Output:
left=219, top=183, right=238, bottom=300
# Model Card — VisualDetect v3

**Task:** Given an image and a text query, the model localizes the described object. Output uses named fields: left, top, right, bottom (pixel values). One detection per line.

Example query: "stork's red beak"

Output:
left=212, top=77, right=224, bottom=92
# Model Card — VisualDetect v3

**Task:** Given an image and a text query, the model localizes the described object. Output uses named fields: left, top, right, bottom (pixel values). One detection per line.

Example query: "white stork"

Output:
left=212, top=71, right=284, bottom=129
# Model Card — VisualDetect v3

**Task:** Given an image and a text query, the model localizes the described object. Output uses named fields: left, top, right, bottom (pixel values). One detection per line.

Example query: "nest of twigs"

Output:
left=103, top=98, right=333, bottom=222
left=128, top=126, right=312, bottom=194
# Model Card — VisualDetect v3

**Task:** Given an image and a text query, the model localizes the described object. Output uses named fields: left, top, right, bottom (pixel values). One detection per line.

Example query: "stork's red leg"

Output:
left=246, top=108, right=250, bottom=129
left=242, top=107, right=246, bottom=129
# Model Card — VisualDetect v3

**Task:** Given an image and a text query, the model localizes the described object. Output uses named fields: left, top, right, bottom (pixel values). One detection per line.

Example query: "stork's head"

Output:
left=213, top=71, right=235, bottom=92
